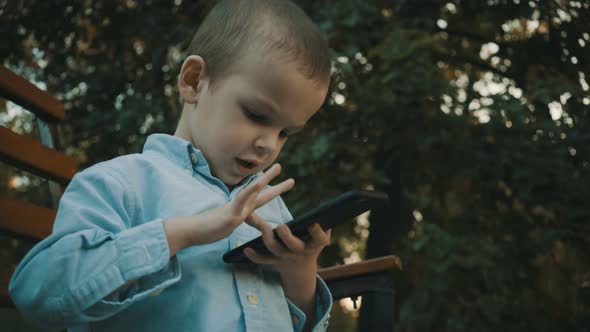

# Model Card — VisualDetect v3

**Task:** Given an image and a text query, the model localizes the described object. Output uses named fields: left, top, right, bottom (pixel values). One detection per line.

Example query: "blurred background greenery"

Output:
left=1, top=0, right=589, bottom=331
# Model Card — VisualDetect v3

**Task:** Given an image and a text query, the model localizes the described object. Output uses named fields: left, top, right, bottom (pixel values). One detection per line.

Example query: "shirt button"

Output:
left=185, top=168, right=192, bottom=175
left=190, top=153, right=199, bottom=164
left=247, top=293, right=259, bottom=305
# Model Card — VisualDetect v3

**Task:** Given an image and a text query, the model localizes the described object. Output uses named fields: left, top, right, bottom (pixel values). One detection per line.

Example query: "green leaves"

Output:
left=370, top=29, right=433, bottom=63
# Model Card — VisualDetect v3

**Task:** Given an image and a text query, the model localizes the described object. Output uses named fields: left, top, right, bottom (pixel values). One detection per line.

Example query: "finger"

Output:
left=255, top=178, right=295, bottom=207
left=275, top=224, right=305, bottom=253
left=246, top=214, right=292, bottom=257
left=261, top=223, right=291, bottom=258
left=233, top=164, right=282, bottom=209
left=307, top=223, right=331, bottom=248
left=243, top=248, right=279, bottom=265
left=244, top=212, right=272, bottom=232
left=254, top=163, right=282, bottom=189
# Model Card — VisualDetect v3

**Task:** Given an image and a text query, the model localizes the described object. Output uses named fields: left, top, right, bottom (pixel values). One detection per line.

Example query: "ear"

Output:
left=178, top=55, right=208, bottom=104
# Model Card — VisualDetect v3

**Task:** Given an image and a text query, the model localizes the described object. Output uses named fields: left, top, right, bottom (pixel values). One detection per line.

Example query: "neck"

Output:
left=174, top=109, right=195, bottom=144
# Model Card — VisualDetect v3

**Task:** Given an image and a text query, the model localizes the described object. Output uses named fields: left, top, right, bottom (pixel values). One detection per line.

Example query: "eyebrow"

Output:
left=248, top=96, right=306, bottom=132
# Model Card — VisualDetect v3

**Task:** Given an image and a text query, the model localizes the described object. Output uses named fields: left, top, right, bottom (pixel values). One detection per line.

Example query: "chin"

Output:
left=222, top=175, right=245, bottom=187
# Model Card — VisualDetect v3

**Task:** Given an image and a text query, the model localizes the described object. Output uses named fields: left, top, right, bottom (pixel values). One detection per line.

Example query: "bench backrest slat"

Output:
left=0, top=66, right=65, bottom=122
left=0, top=196, right=55, bottom=239
left=318, top=256, right=401, bottom=282
left=0, top=126, right=77, bottom=185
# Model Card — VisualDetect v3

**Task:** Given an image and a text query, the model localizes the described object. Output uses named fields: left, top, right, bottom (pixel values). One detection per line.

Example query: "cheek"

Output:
left=270, top=140, right=286, bottom=159
left=215, top=123, right=252, bottom=152
left=223, top=116, right=258, bottom=140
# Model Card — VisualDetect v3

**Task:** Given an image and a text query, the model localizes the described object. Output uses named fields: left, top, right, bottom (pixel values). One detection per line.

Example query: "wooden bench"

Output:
left=0, top=65, right=78, bottom=307
left=0, top=66, right=401, bottom=325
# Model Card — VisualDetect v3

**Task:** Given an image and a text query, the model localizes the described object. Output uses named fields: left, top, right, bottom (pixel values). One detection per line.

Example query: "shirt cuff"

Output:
left=74, top=219, right=182, bottom=319
left=84, top=256, right=181, bottom=318
left=115, top=218, right=171, bottom=281
left=286, top=275, right=333, bottom=332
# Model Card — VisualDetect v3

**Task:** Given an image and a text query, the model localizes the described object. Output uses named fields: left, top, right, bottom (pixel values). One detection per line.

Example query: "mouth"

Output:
left=235, top=158, right=259, bottom=172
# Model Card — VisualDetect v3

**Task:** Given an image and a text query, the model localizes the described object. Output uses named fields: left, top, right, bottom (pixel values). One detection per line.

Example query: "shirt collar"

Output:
left=142, top=133, right=259, bottom=194
left=143, top=133, right=198, bottom=170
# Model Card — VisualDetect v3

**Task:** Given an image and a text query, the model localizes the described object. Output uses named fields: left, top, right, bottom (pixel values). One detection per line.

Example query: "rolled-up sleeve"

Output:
left=286, top=275, right=332, bottom=332
left=9, top=165, right=181, bottom=329
left=275, top=197, right=333, bottom=332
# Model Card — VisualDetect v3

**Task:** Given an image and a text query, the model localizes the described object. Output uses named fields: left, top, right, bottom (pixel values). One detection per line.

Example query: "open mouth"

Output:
left=236, top=158, right=258, bottom=170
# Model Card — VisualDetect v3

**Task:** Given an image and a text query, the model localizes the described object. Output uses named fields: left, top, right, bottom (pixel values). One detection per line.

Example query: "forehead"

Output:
left=220, top=51, right=329, bottom=123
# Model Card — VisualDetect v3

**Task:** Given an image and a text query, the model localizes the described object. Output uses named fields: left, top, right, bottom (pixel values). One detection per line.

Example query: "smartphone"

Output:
left=223, top=189, right=389, bottom=264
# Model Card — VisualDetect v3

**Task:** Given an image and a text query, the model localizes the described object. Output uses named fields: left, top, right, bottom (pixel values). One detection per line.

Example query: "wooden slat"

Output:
left=318, top=255, right=402, bottom=282
left=0, top=66, right=65, bottom=122
left=0, top=126, right=77, bottom=184
left=324, top=270, right=394, bottom=300
left=0, top=196, right=55, bottom=239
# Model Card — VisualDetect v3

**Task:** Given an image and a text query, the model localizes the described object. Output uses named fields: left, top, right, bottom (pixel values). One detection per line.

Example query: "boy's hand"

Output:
left=198, top=163, right=294, bottom=244
left=242, top=219, right=331, bottom=272
left=227, top=164, right=295, bottom=236
left=164, top=164, right=294, bottom=255
left=242, top=216, right=331, bottom=329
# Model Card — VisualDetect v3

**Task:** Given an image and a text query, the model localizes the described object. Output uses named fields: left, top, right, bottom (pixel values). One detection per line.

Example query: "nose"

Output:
left=254, top=133, right=280, bottom=155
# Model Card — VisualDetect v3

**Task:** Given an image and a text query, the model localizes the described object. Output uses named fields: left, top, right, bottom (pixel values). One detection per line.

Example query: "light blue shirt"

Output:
left=9, top=134, right=332, bottom=332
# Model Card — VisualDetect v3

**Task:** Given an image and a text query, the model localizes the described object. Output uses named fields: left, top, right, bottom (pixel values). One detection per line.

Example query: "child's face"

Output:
left=177, top=51, right=329, bottom=187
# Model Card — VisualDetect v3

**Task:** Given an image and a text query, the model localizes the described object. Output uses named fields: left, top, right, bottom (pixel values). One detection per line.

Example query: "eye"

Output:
left=243, top=107, right=267, bottom=123
left=279, top=130, right=289, bottom=139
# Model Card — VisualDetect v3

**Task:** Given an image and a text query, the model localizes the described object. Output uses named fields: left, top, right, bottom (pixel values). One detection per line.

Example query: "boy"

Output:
left=9, top=0, right=333, bottom=331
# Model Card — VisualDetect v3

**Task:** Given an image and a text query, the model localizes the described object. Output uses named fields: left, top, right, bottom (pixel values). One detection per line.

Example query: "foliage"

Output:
left=304, top=1, right=590, bottom=331
left=1, top=0, right=590, bottom=331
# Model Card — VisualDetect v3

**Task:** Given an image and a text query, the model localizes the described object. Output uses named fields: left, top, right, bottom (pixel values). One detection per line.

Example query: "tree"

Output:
left=300, top=1, right=590, bottom=331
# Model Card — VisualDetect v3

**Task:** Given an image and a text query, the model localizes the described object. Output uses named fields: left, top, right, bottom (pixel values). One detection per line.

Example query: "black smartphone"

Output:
left=223, top=189, right=389, bottom=264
